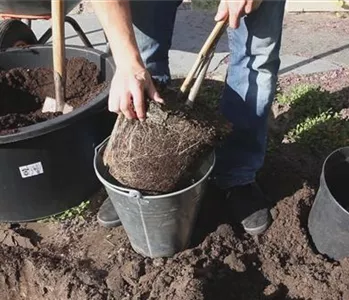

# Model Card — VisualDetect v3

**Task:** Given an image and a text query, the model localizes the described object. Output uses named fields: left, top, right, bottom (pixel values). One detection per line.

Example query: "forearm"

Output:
left=92, top=0, right=144, bottom=72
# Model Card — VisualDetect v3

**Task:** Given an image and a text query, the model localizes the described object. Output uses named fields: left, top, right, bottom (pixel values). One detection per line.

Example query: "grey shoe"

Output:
left=227, top=182, right=272, bottom=235
left=97, top=198, right=121, bottom=228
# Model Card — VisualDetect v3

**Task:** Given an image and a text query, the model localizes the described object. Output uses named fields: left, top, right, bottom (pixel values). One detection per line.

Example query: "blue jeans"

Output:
left=130, top=0, right=286, bottom=189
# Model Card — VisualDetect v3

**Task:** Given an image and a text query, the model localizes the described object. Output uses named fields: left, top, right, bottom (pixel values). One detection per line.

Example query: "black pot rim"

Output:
left=0, top=45, right=115, bottom=145
left=321, top=146, right=349, bottom=216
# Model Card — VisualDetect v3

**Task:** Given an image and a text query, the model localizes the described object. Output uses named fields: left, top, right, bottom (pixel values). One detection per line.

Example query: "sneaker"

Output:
left=97, top=197, right=121, bottom=228
left=227, top=182, right=271, bottom=235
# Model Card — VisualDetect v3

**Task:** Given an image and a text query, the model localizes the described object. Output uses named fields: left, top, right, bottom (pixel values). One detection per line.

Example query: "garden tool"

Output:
left=179, top=18, right=227, bottom=106
left=42, top=0, right=73, bottom=114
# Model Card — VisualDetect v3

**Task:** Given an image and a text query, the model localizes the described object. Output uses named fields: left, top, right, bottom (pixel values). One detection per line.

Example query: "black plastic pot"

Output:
left=0, top=0, right=80, bottom=16
left=308, top=147, right=349, bottom=260
left=0, top=45, right=115, bottom=222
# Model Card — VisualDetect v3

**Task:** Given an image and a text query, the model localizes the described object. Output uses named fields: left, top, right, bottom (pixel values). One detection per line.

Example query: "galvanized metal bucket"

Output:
left=94, top=137, right=215, bottom=258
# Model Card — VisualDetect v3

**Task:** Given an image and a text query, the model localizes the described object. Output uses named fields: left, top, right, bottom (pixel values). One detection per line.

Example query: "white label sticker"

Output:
left=19, top=162, right=44, bottom=178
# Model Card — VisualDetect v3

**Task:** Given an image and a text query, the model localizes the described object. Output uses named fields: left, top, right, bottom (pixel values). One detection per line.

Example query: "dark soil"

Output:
left=103, top=87, right=231, bottom=194
left=0, top=57, right=107, bottom=135
left=0, top=72, right=349, bottom=300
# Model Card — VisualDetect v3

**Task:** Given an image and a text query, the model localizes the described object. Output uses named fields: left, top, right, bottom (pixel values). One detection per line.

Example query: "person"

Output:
left=92, top=0, right=286, bottom=235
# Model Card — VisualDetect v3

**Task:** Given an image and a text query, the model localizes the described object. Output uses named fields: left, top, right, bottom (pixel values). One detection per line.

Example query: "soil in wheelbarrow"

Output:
left=0, top=57, right=107, bottom=135
left=1, top=69, right=349, bottom=300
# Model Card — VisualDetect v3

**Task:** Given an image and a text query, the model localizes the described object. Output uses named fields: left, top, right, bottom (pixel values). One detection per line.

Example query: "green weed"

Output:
left=277, top=84, right=333, bottom=118
left=38, top=200, right=90, bottom=223
left=277, top=84, right=316, bottom=105
left=285, top=110, right=349, bottom=154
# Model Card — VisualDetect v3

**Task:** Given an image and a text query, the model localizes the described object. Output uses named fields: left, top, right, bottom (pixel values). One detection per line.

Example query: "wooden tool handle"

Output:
left=179, top=19, right=227, bottom=95
left=186, top=51, right=214, bottom=108
left=52, top=0, right=65, bottom=111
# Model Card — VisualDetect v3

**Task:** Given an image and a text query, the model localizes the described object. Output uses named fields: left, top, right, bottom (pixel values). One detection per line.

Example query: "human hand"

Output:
left=214, top=0, right=262, bottom=29
left=108, top=67, right=164, bottom=121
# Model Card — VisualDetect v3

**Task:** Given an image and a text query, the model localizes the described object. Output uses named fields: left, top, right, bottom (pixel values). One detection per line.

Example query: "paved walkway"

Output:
left=30, top=9, right=349, bottom=80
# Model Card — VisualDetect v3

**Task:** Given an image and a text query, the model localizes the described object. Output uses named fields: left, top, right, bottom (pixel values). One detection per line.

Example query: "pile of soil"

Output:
left=0, top=246, right=112, bottom=300
left=103, top=88, right=231, bottom=194
left=0, top=69, right=349, bottom=299
left=0, top=57, right=107, bottom=135
left=2, top=191, right=349, bottom=300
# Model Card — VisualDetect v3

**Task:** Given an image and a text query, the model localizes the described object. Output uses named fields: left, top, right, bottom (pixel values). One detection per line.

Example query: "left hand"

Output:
left=214, top=0, right=262, bottom=29
left=108, top=67, right=163, bottom=121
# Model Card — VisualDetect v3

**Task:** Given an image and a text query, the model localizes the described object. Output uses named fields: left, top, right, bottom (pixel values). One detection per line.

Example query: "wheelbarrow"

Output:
left=0, top=0, right=94, bottom=49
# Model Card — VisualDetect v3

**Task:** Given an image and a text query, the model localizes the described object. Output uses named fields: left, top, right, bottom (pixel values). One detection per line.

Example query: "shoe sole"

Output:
left=97, top=214, right=121, bottom=228
left=243, top=221, right=270, bottom=236
left=242, top=211, right=271, bottom=236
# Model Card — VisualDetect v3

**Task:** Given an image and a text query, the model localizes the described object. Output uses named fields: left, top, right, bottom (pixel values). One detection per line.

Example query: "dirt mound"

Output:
left=260, top=186, right=349, bottom=299
left=105, top=224, right=251, bottom=300
left=0, top=245, right=112, bottom=300
left=102, top=185, right=349, bottom=300
left=2, top=186, right=349, bottom=300
left=0, top=57, right=107, bottom=135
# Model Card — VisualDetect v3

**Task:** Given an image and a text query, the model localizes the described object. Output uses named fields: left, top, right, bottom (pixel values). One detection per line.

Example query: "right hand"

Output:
left=215, top=0, right=262, bottom=29
left=108, top=67, right=164, bottom=121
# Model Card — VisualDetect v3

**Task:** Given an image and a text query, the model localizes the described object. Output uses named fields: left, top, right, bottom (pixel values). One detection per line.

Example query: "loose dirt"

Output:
left=0, top=57, right=107, bottom=135
left=0, top=71, right=349, bottom=300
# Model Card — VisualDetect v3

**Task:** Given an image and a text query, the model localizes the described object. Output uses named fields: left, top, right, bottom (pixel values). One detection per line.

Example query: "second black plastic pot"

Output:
left=308, top=146, right=349, bottom=260
left=0, top=46, right=116, bottom=222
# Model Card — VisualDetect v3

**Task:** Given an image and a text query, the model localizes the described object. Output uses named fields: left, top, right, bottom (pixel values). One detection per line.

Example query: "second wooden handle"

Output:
left=180, top=19, right=227, bottom=94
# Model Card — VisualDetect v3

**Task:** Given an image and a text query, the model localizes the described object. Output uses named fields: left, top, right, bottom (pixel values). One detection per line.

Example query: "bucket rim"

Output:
left=320, top=145, right=349, bottom=215
left=94, top=136, right=216, bottom=200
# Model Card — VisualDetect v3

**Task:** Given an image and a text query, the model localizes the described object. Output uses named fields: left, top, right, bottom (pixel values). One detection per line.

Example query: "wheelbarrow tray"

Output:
left=0, top=0, right=80, bottom=17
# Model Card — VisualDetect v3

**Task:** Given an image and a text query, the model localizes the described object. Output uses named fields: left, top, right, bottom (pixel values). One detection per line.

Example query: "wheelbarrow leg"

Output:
left=38, top=28, right=52, bottom=44
left=22, top=19, right=32, bottom=29
left=37, top=16, right=93, bottom=48
left=65, top=16, right=93, bottom=48
left=104, top=32, right=111, bottom=55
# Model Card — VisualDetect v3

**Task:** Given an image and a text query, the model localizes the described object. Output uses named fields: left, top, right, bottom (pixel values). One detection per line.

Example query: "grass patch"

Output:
left=277, top=84, right=333, bottom=118
left=285, top=112, right=349, bottom=154
left=276, top=84, right=318, bottom=105
left=286, top=110, right=334, bottom=141
left=283, top=108, right=349, bottom=157
left=275, top=83, right=349, bottom=156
